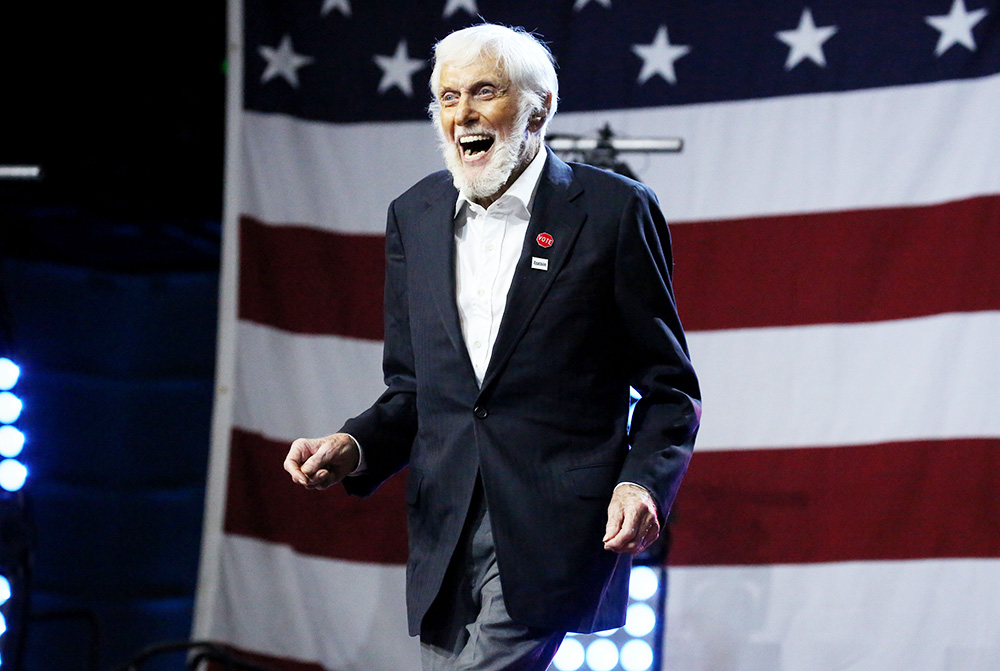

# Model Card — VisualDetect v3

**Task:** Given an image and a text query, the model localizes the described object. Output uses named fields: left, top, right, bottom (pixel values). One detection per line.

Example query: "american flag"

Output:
left=194, top=0, right=1000, bottom=669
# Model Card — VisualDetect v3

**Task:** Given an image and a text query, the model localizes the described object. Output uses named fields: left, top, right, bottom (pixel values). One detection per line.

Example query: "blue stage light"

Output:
left=0, top=576, right=9, bottom=605
left=0, top=459, right=27, bottom=492
left=0, top=393, right=21, bottom=425
left=624, top=602, right=656, bottom=638
left=0, top=611, right=6, bottom=637
left=0, top=359, right=18, bottom=391
left=0, top=426, right=24, bottom=458
left=552, top=636, right=585, bottom=671
left=619, top=640, right=654, bottom=671
left=585, top=638, right=619, bottom=671
left=628, top=566, right=658, bottom=601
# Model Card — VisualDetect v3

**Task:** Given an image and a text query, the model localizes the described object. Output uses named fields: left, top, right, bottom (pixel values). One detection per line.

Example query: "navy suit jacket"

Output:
left=342, top=149, right=700, bottom=635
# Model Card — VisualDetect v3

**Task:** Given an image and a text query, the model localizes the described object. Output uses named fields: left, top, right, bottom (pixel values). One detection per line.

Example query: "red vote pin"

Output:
left=536, top=232, right=554, bottom=248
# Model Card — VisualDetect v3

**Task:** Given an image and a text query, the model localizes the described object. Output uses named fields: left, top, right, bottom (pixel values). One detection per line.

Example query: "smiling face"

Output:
left=435, top=58, right=539, bottom=207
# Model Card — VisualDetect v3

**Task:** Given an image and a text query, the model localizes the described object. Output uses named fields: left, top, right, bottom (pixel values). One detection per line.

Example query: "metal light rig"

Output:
left=547, top=123, right=683, bottom=181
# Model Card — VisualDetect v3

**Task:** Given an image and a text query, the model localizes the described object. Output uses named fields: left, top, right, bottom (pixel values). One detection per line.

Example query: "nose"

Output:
left=455, top=93, right=478, bottom=126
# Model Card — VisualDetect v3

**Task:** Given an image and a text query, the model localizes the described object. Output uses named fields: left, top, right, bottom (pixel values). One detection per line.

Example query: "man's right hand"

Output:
left=283, top=433, right=361, bottom=490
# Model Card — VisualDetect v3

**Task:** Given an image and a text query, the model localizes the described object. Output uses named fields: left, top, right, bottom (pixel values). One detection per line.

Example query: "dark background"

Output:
left=1, top=2, right=227, bottom=669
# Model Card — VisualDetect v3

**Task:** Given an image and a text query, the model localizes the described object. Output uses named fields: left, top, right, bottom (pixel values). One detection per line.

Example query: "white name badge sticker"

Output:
left=531, top=257, right=549, bottom=271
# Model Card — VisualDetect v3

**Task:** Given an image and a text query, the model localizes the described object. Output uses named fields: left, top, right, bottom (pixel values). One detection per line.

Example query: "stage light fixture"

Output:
left=624, top=603, right=656, bottom=638
left=619, top=640, right=654, bottom=671
left=552, top=636, right=586, bottom=671
left=0, top=394, right=21, bottom=425
left=0, top=427, right=24, bottom=459
left=627, top=566, right=658, bottom=601
left=0, top=360, right=17, bottom=391
left=548, top=564, right=665, bottom=671
left=586, top=638, right=620, bottom=671
left=0, top=460, right=27, bottom=492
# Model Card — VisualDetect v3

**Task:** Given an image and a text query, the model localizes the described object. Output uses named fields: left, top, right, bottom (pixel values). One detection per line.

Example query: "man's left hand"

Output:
left=603, top=484, right=659, bottom=555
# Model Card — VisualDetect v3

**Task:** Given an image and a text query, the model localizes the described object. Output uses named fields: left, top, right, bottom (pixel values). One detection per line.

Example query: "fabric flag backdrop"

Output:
left=194, top=0, right=1000, bottom=669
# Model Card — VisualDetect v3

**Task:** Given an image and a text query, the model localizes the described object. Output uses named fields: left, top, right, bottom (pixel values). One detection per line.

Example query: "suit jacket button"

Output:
left=473, top=406, right=488, bottom=419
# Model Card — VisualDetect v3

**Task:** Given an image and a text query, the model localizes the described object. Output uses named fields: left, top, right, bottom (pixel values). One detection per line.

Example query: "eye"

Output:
left=440, top=91, right=459, bottom=106
left=475, top=85, right=498, bottom=100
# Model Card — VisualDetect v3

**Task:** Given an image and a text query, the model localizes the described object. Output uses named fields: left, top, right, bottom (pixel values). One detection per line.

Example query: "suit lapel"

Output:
left=480, top=150, right=586, bottom=392
left=417, top=180, right=475, bottom=374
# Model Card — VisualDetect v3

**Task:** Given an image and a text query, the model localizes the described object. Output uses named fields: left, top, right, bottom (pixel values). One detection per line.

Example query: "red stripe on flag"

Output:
left=227, top=429, right=1000, bottom=567
left=225, top=427, right=409, bottom=564
left=240, top=196, right=1000, bottom=336
left=671, top=194, right=1000, bottom=331
left=669, top=438, right=1000, bottom=566
left=239, top=216, right=385, bottom=340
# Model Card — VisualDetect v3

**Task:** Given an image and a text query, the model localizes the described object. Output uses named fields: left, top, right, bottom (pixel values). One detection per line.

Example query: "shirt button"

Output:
left=477, top=289, right=485, bottom=297
left=473, top=340, right=482, bottom=349
left=473, top=406, right=488, bottom=419
left=486, top=243, right=495, bottom=251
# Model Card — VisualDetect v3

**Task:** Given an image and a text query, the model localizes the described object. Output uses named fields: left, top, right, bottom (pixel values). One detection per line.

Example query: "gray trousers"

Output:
left=419, top=481, right=566, bottom=671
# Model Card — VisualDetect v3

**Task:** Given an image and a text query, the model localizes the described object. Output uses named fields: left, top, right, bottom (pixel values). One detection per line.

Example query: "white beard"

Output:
left=438, top=114, right=532, bottom=204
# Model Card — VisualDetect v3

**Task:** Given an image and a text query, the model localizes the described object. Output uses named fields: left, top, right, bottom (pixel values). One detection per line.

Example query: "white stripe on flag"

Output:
left=234, top=320, right=385, bottom=440
left=665, top=559, right=1000, bottom=671
left=241, top=72, right=1000, bottom=234
left=234, top=312, right=1000, bottom=450
left=207, top=534, right=419, bottom=670
left=689, top=311, right=1000, bottom=450
left=242, top=112, right=440, bottom=235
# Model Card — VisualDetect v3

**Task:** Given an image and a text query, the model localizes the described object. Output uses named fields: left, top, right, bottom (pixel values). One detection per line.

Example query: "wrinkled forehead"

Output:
left=436, top=51, right=513, bottom=91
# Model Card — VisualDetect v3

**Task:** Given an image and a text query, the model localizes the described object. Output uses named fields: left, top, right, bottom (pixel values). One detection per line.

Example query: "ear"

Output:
left=527, top=92, right=553, bottom=133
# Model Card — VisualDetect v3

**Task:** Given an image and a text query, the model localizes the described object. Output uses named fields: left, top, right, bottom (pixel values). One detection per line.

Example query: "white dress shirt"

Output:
left=454, top=148, right=547, bottom=386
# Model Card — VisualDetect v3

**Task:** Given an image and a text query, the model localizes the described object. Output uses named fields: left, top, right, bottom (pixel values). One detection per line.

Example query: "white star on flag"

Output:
left=632, top=25, right=691, bottom=85
left=373, top=40, right=427, bottom=97
left=573, top=0, right=612, bottom=10
left=320, top=0, right=351, bottom=17
left=777, top=8, right=838, bottom=70
left=925, top=0, right=988, bottom=56
left=258, top=35, right=314, bottom=88
left=443, top=0, right=477, bottom=19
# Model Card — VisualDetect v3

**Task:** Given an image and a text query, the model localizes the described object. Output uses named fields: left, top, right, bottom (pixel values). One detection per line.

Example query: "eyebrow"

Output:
left=438, top=78, right=506, bottom=93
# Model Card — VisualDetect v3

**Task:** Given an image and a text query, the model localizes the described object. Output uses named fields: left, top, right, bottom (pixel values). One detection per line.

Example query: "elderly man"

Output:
left=284, top=23, right=700, bottom=671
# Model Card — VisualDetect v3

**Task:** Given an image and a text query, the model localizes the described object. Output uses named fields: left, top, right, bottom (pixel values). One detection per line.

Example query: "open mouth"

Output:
left=458, top=134, right=495, bottom=160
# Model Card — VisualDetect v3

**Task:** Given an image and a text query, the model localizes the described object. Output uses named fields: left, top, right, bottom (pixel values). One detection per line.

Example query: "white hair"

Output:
left=428, top=24, right=559, bottom=137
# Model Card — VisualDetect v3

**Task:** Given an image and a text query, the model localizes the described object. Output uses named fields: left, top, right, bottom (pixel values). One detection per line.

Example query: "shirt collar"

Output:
left=454, top=147, right=548, bottom=218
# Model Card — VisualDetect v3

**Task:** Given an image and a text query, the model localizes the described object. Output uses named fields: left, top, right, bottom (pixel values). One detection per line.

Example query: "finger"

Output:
left=306, top=467, right=342, bottom=490
left=603, top=501, right=624, bottom=543
left=606, top=511, right=658, bottom=553
left=284, top=441, right=316, bottom=485
left=284, top=458, right=309, bottom=485
left=300, top=444, right=332, bottom=477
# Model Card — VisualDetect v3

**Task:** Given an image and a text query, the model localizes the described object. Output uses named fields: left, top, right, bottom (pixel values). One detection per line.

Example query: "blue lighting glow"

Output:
left=619, top=639, right=654, bottom=671
left=0, top=611, right=6, bottom=637
left=0, top=459, right=27, bottom=492
left=552, top=636, right=585, bottom=671
left=628, top=566, right=659, bottom=601
left=0, top=575, right=9, bottom=605
left=0, top=392, right=22, bottom=424
left=624, top=602, right=656, bottom=638
left=0, top=426, right=24, bottom=458
left=585, top=639, right=619, bottom=671
left=0, top=359, right=18, bottom=391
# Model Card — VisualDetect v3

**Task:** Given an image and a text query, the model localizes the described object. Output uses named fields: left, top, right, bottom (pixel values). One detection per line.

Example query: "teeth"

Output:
left=458, top=134, right=490, bottom=145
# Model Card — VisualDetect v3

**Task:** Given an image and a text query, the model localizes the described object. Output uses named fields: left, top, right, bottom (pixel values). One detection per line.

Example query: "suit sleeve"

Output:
left=340, top=200, right=418, bottom=497
left=614, top=184, right=702, bottom=519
